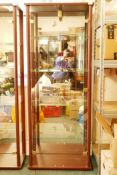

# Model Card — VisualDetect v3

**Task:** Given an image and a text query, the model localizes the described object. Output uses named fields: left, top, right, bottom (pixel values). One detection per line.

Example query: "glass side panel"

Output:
left=0, top=5, right=17, bottom=167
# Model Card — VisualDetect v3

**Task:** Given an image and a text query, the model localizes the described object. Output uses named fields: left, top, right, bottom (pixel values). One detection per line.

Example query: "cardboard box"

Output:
left=101, top=150, right=113, bottom=175
left=96, top=25, right=117, bottom=60
left=94, top=69, right=117, bottom=102
left=110, top=168, right=117, bottom=175
left=111, top=139, right=117, bottom=168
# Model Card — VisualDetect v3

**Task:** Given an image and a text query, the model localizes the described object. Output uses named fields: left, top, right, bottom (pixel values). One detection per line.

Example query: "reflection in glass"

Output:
left=30, top=13, right=86, bottom=148
left=0, top=5, right=17, bottom=167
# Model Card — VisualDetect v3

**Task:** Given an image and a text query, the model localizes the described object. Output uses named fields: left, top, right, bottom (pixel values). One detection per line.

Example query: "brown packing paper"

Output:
left=95, top=112, right=113, bottom=136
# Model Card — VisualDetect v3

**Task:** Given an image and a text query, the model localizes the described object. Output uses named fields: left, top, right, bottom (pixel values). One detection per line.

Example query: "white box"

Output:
left=96, top=121, right=112, bottom=144
left=109, top=168, right=117, bottom=175
left=111, top=138, right=117, bottom=168
left=101, top=150, right=113, bottom=175
left=101, top=150, right=117, bottom=175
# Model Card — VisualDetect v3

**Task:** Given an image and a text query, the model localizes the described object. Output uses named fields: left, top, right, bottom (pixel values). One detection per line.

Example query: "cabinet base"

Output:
left=29, top=143, right=92, bottom=170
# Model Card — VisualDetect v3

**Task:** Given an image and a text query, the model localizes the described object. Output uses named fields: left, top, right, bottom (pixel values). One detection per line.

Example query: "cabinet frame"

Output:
left=0, top=4, right=26, bottom=169
left=26, top=2, right=93, bottom=170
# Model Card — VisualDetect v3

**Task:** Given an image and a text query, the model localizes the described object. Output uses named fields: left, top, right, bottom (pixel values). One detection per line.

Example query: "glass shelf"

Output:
left=0, top=43, right=13, bottom=46
left=94, top=101, right=117, bottom=118
left=33, top=102, right=67, bottom=107
left=32, top=68, right=84, bottom=74
left=0, top=75, right=14, bottom=78
left=0, top=95, right=15, bottom=106
left=94, top=60, right=117, bottom=68
left=104, top=20, right=117, bottom=25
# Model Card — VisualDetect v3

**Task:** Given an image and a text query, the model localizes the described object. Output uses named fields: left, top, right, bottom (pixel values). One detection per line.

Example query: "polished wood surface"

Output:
left=19, top=7, right=26, bottom=156
left=13, top=5, right=20, bottom=167
left=29, top=143, right=92, bottom=170
left=36, top=143, right=86, bottom=154
left=25, top=3, right=89, bottom=17
left=0, top=142, right=24, bottom=169
left=87, top=5, right=93, bottom=167
left=31, top=154, right=92, bottom=170
left=0, top=154, right=17, bottom=168
left=0, top=143, right=16, bottom=153
left=26, top=5, right=33, bottom=166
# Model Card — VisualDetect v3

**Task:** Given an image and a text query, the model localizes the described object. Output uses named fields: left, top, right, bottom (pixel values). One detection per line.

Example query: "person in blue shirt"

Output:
left=52, top=49, right=74, bottom=82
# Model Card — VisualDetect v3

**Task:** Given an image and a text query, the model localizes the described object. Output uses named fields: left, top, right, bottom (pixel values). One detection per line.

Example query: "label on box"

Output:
left=108, top=25, right=114, bottom=39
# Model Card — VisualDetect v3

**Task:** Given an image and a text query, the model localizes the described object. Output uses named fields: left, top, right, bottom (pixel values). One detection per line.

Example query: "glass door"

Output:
left=26, top=3, right=92, bottom=169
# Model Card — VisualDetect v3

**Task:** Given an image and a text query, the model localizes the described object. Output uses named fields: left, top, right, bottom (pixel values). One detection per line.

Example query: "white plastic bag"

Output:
left=36, top=74, right=51, bottom=91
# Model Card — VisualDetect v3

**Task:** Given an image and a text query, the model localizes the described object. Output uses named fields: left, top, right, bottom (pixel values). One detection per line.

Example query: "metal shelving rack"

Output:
left=92, top=0, right=117, bottom=174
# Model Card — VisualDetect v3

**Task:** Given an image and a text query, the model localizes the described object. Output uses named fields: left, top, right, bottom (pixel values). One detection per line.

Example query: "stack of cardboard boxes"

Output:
left=101, top=124, right=117, bottom=175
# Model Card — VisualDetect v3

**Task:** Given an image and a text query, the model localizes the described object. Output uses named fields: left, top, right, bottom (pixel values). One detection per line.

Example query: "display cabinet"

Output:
left=26, top=2, right=93, bottom=169
left=0, top=4, right=25, bottom=169
left=92, top=0, right=117, bottom=174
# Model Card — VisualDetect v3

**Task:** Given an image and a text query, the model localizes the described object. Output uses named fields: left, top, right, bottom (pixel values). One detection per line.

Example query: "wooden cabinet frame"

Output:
left=26, top=2, right=93, bottom=170
left=0, top=4, right=26, bottom=169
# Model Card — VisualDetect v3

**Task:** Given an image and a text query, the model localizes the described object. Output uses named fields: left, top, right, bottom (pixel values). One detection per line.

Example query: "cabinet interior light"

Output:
left=58, top=7, right=62, bottom=21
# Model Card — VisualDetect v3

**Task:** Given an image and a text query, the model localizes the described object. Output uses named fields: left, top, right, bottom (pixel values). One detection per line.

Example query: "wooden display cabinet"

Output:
left=26, top=2, right=93, bottom=170
left=0, top=4, right=26, bottom=169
